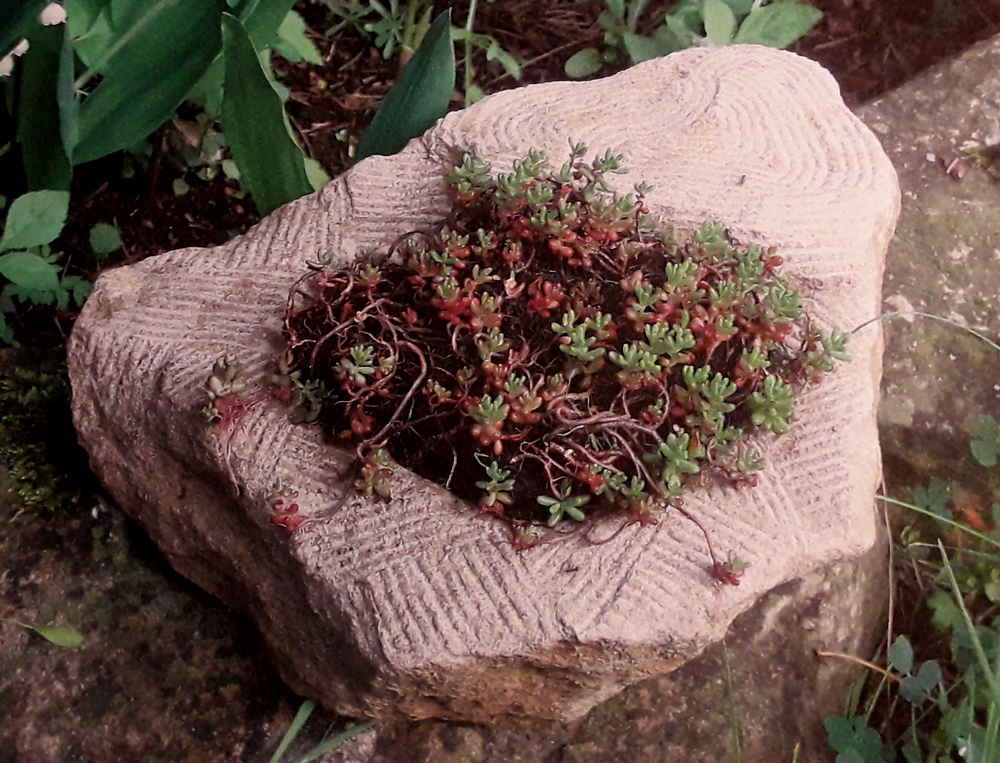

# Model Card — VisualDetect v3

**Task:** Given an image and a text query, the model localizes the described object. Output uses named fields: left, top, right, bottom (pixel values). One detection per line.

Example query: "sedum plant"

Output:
left=271, top=145, right=847, bottom=567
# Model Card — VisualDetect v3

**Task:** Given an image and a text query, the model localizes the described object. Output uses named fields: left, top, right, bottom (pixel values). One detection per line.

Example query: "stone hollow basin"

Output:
left=68, top=45, right=900, bottom=727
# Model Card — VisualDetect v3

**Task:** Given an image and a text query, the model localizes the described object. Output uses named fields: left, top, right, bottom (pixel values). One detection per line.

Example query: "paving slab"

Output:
left=857, top=35, right=1000, bottom=504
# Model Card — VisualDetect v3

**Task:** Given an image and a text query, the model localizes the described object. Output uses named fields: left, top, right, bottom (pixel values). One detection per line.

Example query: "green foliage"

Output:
left=221, top=12, right=313, bottom=215
left=316, top=0, right=520, bottom=104
left=269, top=698, right=375, bottom=763
left=826, top=383, right=1000, bottom=760
left=537, top=483, right=590, bottom=526
left=272, top=10, right=324, bottom=65
left=0, top=189, right=68, bottom=252
left=911, top=476, right=952, bottom=519
left=88, top=221, right=122, bottom=257
left=565, top=0, right=822, bottom=79
left=0, top=190, right=92, bottom=344
left=320, top=0, right=434, bottom=61
left=355, top=9, right=454, bottom=160
left=970, top=414, right=1000, bottom=468
left=3, top=0, right=320, bottom=222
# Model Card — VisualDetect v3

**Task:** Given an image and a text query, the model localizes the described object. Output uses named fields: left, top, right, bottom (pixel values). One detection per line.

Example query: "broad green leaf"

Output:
left=221, top=12, right=312, bottom=215
left=355, top=9, right=454, bottom=161
left=66, top=1, right=114, bottom=69
left=303, top=157, right=330, bottom=192
left=733, top=2, right=822, bottom=48
left=0, top=0, right=48, bottom=61
left=0, top=190, right=70, bottom=251
left=240, top=0, right=298, bottom=51
left=17, top=24, right=72, bottom=190
left=899, top=659, right=941, bottom=704
left=62, top=274, right=94, bottom=306
left=58, top=18, right=79, bottom=161
left=74, top=0, right=225, bottom=164
left=0, top=252, right=61, bottom=292
left=823, top=715, right=884, bottom=762
left=664, top=12, right=700, bottom=48
left=564, top=47, right=604, bottom=78
left=722, top=0, right=754, bottom=14
left=912, top=477, right=951, bottom=519
left=186, top=58, right=226, bottom=117
left=273, top=9, right=322, bottom=64
left=604, top=0, right=626, bottom=25
left=26, top=623, right=85, bottom=648
left=89, top=222, right=122, bottom=254
left=887, top=634, right=914, bottom=674
left=703, top=0, right=737, bottom=45
left=927, top=589, right=964, bottom=632
left=622, top=31, right=676, bottom=64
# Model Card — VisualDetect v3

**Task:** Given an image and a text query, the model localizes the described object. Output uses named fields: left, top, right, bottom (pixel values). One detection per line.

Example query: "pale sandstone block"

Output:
left=69, top=45, right=899, bottom=724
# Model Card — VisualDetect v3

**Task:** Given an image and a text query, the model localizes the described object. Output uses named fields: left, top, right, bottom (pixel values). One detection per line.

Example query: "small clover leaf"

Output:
left=970, top=414, right=1000, bottom=468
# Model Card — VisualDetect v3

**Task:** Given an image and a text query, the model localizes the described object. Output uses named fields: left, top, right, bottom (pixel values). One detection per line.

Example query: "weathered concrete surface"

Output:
left=67, top=43, right=896, bottom=742
left=857, top=34, right=1000, bottom=501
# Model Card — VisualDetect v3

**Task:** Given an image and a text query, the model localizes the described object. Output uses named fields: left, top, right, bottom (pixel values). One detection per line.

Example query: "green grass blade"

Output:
left=879, top=495, right=1000, bottom=553
left=269, top=699, right=315, bottom=763
left=74, top=0, right=223, bottom=163
left=296, top=720, right=376, bottom=763
left=937, top=541, right=1000, bottom=700
left=220, top=12, right=313, bottom=215
left=853, top=310, right=1000, bottom=354
left=355, top=9, right=454, bottom=161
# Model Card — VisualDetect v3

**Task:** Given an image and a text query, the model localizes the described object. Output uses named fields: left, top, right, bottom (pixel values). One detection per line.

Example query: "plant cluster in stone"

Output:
left=270, top=145, right=849, bottom=552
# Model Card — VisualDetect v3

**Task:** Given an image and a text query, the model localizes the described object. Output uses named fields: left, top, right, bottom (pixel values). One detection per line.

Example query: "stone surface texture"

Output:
left=857, top=36, right=1000, bottom=501
left=68, top=45, right=898, bottom=730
